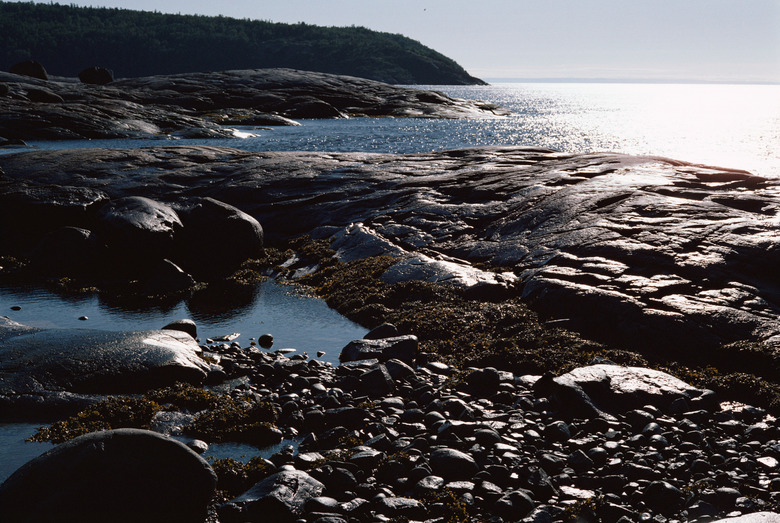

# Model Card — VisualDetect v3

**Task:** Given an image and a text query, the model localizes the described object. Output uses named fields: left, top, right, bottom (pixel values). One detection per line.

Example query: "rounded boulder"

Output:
left=0, top=428, right=217, bottom=523
left=9, top=60, right=48, bottom=80
left=175, top=197, right=264, bottom=279
left=78, top=66, right=114, bottom=85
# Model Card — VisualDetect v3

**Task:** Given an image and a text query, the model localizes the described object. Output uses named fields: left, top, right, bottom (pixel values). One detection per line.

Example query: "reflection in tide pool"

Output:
left=0, top=280, right=368, bottom=365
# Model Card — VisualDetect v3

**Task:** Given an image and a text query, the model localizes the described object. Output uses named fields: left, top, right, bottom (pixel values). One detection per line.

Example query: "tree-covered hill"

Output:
left=0, top=1, right=485, bottom=85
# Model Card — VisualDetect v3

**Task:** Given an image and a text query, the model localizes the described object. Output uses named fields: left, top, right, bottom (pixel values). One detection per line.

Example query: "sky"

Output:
left=17, top=0, right=780, bottom=82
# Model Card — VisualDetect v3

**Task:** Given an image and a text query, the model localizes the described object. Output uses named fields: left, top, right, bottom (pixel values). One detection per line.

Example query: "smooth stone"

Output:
left=429, top=448, right=479, bottom=481
left=0, top=317, right=209, bottom=418
left=174, top=197, right=264, bottom=279
left=340, top=335, right=418, bottom=364
left=493, top=490, right=535, bottom=521
left=364, top=323, right=400, bottom=340
left=0, top=428, right=216, bottom=523
left=374, top=497, right=426, bottom=519
left=220, top=470, right=324, bottom=523
left=161, top=318, right=198, bottom=339
left=643, top=480, right=684, bottom=514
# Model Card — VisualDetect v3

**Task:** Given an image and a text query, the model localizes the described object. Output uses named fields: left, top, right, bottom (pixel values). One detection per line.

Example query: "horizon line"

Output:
left=482, top=77, right=780, bottom=86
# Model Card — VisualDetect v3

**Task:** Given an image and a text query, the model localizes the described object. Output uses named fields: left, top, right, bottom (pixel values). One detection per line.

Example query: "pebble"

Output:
left=258, top=333, right=274, bottom=348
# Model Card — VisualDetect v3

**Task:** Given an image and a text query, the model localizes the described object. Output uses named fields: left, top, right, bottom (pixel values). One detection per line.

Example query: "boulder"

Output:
left=96, top=196, right=182, bottom=270
left=340, top=335, right=418, bottom=364
left=220, top=470, right=324, bottom=523
left=175, top=197, right=263, bottom=279
left=9, top=60, right=48, bottom=80
left=142, top=258, right=196, bottom=293
left=162, top=318, right=198, bottom=339
left=78, top=66, right=114, bottom=85
left=381, top=253, right=518, bottom=299
left=0, top=182, right=109, bottom=251
left=358, top=363, right=395, bottom=396
left=364, top=323, right=400, bottom=340
left=429, top=448, right=479, bottom=481
left=0, top=317, right=210, bottom=418
left=536, top=364, right=717, bottom=419
left=0, top=428, right=216, bottom=523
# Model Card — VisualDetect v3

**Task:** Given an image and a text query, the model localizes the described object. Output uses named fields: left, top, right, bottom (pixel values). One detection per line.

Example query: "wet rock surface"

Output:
left=0, top=317, right=211, bottom=418
left=1, top=145, right=778, bottom=354
left=0, top=68, right=507, bottom=140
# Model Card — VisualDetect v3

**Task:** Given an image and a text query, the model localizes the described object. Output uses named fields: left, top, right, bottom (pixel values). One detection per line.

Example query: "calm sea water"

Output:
left=5, top=82, right=778, bottom=177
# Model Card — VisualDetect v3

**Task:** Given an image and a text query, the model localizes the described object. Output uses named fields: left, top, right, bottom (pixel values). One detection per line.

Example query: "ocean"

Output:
left=6, top=82, right=779, bottom=178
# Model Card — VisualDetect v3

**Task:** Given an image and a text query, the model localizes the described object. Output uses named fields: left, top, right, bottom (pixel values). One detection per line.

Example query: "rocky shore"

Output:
left=0, top=67, right=508, bottom=141
left=1, top=317, right=778, bottom=522
left=1, top=145, right=778, bottom=358
left=1, top=139, right=780, bottom=519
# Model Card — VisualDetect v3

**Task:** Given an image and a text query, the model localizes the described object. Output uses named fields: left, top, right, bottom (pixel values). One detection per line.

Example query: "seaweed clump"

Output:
left=209, top=456, right=276, bottom=501
left=298, top=252, right=639, bottom=376
left=281, top=236, right=780, bottom=413
left=29, top=383, right=283, bottom=445
left=29, top=396, right=162, bottom=444
left=184, top=394, right=281, bottom=446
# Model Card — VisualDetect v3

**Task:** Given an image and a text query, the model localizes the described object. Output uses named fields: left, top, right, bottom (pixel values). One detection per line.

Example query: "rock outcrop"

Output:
left=0, top=68, right=508, bottom=140
left=1, top=145, right=777, bottom=356
left=0, top=317, right=212, bottom=417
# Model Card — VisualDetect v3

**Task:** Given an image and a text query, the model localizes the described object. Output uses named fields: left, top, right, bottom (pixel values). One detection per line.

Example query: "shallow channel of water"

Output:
left=0, top=279, right=366, bottom=365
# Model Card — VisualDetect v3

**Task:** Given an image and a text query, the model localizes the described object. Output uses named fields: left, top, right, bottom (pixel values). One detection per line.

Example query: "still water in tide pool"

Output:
left=0, top=280, right=367, bottom=365
left=6, top=82, right=779, bottom=178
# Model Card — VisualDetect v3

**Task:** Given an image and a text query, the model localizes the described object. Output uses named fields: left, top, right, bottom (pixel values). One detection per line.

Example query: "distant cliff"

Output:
left=0, top=1, right=485, bottom=85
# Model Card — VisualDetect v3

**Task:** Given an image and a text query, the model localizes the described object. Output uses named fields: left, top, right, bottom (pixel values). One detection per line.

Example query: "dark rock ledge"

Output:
left=0, top=68, right=509, bottom=141
left=1, top=145, right=777, bottom=358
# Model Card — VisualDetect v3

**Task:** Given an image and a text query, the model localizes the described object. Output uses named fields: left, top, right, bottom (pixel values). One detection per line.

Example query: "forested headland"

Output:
left=0, top=1, right=485, bottom=85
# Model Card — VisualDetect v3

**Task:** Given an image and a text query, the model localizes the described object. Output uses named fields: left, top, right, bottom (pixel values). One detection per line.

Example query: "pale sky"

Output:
left=19, top=0, right=780, bottom=82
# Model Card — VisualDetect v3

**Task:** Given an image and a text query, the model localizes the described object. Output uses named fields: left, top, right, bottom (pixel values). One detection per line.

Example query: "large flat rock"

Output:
left=1, top=145, right=778, bottom=355
left=0, top=68, right=507, bottom=140
left=0, top=317, right=210, bottom=419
